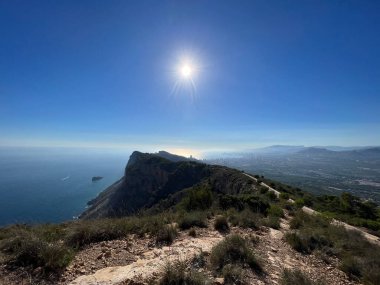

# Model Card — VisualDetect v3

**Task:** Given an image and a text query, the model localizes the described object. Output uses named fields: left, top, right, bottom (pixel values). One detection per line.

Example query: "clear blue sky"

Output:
left=1, top=1, right=379, bottom=156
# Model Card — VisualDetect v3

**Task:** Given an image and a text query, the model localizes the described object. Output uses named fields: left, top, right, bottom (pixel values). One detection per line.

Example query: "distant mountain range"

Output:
left=206, top=146, right=380, bottom=203
left=206, top=145, right=380, bottom=158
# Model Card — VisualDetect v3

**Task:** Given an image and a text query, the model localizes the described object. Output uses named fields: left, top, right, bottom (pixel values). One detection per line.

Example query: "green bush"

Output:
left=178, top=212, right=207, bottom=230
left=222, top=264, right=244, bottom=284
left=180, top=185, right=213, bottom=211
left=280, top=193, right=290, bottom=200
left=286, top=211, right=380, bottom=285
left=156, top=225, right=178, bottom=245
left=266, top=191, right=277, bottom=201
left=158, top=260, right=209, bottom=285
left=0, top=230, right=73, bottom=272
left=285, top=232, right=309, bottom=253
left=228, top=209, right=261, bottom=229
left=263, top=216, right=280, bottom=229
left=280, top=269, right=324, bottom=285
left=268, top=205, right=284, bottom=218
left=191, top=251, right=207, bottom=269
left=219, top=194, right=269, bottom=214
left=295, top=198, right=305, bottom=208
left=214, top=216, right=229, bottom=233
left=219, top=195, right=244, bottom=211
left=189, top=228, right=197, bottom=237
left=340, top=256, right=361, bottom=278
left=259, top=186, right=268, bottom=194
left=210, top=234, right=261, bottom=273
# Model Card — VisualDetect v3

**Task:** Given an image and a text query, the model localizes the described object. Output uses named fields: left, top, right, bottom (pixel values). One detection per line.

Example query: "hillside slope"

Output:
left=81, top=151, right=255, bottom=219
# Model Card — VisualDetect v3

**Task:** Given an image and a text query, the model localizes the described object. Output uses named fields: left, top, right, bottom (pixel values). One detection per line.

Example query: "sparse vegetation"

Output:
left=191, top=251, right=207, bottom=269
left=280, top=269, right=325, bottom=285
left=0, top=228, right=73, bottom=273
left=178, top=211, right=208, bottom=230
left=210, top=234, right=261, bottom=273
left=222, top=264, right=244, bottom=284
left=266, top=191, right=277, bottom=201
left=214, top=216, right=229, bottom=233
left=263, top=216, right=281, bottom=229
left=279, top=193, right=290, bottom=200
left=218, top=194, right=269, bottom=214
left=158, top=260, right=209, bottom=285
left=268, top=204, right=284, bottom=218
left=179, top=185, right=213, bottom=211
left=312, top=192, right=380, bottom=236
left=189, top=227, right=197, bottom=237
left=156, top=225, right=178, bottom=245
left=0, top=214, right=176, bottom=272
left=228, top=209, right=261, bottom=229
left=285, top=211, right=380, bottom=284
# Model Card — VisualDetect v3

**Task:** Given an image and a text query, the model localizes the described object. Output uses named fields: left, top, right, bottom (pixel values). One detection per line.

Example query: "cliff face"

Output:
left=80, top=151, right=210, bottom=219
left=80, top=151, right=255, bottom=219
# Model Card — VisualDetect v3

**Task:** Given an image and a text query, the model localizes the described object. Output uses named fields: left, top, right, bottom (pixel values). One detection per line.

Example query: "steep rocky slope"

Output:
left=81, top=151, right=255, bottom=219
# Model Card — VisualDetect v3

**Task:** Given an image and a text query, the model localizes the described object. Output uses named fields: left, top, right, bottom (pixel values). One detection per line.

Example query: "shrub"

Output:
left=222, top=264, right=244, bottom=284
left=156, top=225, right=178, bottom=245
left=214, top=216, right=229, bottom=233
left=158, top=260, right=209, bottom=285
left=280, top=269, right=324, bottom=285
left=268, top=205, right=284, bottom=218
left=340, top=256, right=361, bottom=278
left=64, top=219, right=129, bottom=248
left=280, top=193, right=290, bottom=200
left=0, top=231, right=73, bottom=272
left=210, top=234, right=261, bottom=272
left=285, top=232, right=309, bottom=253
left=189, top=228, right=197, bottom=237
left=219, top=195, right=244, bottom=211
left=295, top=198, right=305, bottom=208
left=286, top=211, right=380, bottom=285
left=266, top=191, right=277, bottom=201
left=191, top=251, right=207, bottom=269
left=283, top=202, right=296, bottom=216
left=242, top=195, right=270, bottom=214
left=228, top=209, right=261, bottom=229
left=180, top=185, right=213, bottom=211
left=263, top=216, right=280, bottom=229
left=259, top=186, right=268, bottom=194
left=178, top=212, right=207, bottom=230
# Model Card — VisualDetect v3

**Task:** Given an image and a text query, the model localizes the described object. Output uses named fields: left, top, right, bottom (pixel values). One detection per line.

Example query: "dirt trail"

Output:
left=302, top=206, right=380, bottom=246
left=68, top=230, right=223, bottom=285
left=244, top=173, right=380, bottom=246
left=0, top=219, right=361, bottom=284
left=254, top=218, right=359, bottom=285
left=66, top=220, right=360, bottom=285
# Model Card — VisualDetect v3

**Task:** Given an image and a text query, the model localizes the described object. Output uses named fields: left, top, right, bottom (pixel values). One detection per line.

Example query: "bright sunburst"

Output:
left=180, top=64, right=193, bottom=78
left=170, top=54, right=201, bottom=101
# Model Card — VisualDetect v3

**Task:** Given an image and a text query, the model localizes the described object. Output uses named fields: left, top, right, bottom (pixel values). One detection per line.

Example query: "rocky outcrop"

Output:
left=81, top=151, right=211, bottom=219
left=81, top=151, right=255, bottom=220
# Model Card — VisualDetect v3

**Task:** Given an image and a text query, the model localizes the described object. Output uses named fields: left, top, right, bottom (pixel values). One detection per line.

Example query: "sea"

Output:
left=0, top=147, right=131, bottom=226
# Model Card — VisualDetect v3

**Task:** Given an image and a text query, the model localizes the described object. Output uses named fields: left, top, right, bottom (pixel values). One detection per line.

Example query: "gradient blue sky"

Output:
left=1, top=1, right=379, bottom=156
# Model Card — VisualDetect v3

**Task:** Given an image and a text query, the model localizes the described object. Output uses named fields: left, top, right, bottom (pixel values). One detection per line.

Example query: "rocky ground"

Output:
left=0, top=214, right=361, bottom=285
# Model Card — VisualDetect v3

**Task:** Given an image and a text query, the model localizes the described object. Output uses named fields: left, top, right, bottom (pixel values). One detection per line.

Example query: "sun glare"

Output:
left=170, top=55, right=200, bottom=100
left=180, top=64, right=193, bottom=79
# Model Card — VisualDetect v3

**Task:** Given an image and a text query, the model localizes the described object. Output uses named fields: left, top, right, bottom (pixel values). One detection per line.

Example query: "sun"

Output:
left=180, top=64, right=193, bottom=79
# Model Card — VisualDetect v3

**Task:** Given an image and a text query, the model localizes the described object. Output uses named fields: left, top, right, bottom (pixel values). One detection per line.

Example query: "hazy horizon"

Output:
left=1, top=144, right=379, bottom=160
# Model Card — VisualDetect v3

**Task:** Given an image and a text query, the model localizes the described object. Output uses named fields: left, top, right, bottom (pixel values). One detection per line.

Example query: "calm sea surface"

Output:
left=0, top=147, right=130, bottom=226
